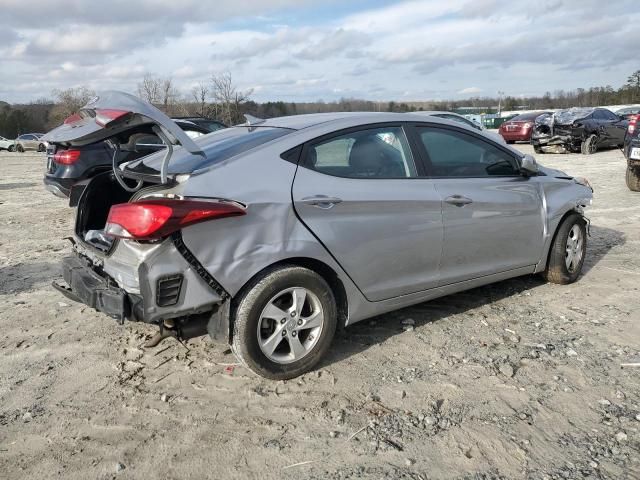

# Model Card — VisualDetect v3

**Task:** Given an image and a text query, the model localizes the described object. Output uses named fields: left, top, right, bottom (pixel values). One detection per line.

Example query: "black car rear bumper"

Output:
left=43, top=175, right=73, bottom=198
left=54, top=255, right=143, bottom=324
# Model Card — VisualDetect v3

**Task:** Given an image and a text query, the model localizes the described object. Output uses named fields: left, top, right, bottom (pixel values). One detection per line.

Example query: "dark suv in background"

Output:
left=624, top=114, right=640, bottom=191
left=43, top=117, right=226, bottom=198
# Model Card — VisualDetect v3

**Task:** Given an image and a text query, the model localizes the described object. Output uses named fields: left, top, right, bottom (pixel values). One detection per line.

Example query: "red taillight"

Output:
left=53, top=149, right=81, bottom=165
left=95, top=109, right=130, bottom=127
left=104, top=199, right=246, bottom=240
left=629, top=115, right=638, bottom=134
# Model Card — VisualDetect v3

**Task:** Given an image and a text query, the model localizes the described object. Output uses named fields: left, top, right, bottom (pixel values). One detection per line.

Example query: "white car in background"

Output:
left=0, top=136, right=15, bottom=151
left=414, top=111, right=507, bottom=144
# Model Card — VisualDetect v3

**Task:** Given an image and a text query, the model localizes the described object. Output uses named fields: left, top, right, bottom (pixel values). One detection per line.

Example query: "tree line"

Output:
left=1, top=70, right=639, bottom=138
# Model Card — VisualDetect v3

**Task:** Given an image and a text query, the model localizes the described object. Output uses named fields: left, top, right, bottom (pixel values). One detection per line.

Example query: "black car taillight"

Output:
left=629, top=115, right=638, bottom=134
left=53, top=149, right=81, bottom=165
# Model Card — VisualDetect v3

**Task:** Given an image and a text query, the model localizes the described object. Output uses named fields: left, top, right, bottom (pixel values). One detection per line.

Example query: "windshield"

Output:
left=130, top=126, right=293, bottom=175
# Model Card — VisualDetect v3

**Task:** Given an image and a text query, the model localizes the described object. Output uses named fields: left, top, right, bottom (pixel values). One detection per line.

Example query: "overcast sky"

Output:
left=0, top=0, right=638, bottom=104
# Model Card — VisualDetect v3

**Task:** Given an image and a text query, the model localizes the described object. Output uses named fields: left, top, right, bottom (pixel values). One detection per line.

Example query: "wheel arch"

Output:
left=538, top=208, right=586, bottom=273
left=227, top=256, right=349, bottom=343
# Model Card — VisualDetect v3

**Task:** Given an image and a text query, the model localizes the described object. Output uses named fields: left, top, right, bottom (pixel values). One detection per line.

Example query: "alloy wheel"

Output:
left=257, top=287, right=324, bottom=364
left=565, top=225, right=584, bottom=273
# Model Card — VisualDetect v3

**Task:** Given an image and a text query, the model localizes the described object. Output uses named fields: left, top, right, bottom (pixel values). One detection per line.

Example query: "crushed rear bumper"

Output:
left=54, top=255, right=141, bottom=324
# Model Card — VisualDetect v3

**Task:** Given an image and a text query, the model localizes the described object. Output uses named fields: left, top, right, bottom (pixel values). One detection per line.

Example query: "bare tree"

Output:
left=48, top=86, right=95, bottom=127
left=211, top=72, right=253, bottom=125
left=137, top=73, right=161, bottom=104
left=191, top=82, right=210, bottom=117
left=160, top=77, right=179, bottom=111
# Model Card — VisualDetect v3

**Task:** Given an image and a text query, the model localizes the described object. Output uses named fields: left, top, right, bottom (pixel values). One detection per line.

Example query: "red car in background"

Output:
left=499, top=111, right=550, bottom=143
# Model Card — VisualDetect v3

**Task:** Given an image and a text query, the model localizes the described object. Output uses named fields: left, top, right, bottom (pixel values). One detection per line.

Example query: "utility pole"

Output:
left=497, top=91, right=505, bottom=116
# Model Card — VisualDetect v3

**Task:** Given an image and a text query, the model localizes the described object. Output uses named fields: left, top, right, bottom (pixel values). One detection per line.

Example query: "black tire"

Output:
left=542, top=213, right=587, bottom=285
left=38, top=143, right=46, bottom=152
left=506, top=140, right=515, bottom=144
left=581, top=134, right=598, bottom=155
left=7, top=145, right=14, bottom=152
left=626, top=165, right=640, bottom=192
left=230, top=266, right=337, bottom=380
left=533, top=145, right=543, bottom=154
left=16, top=144, right=24, bottom=153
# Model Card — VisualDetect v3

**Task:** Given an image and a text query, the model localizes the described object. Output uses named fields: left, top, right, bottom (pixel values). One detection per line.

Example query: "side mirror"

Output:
left=520, top=154, right=538, bottom=176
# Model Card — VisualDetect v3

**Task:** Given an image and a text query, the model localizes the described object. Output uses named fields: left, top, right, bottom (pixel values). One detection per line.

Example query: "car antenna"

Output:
left=244, top=114, right=265, bottom=132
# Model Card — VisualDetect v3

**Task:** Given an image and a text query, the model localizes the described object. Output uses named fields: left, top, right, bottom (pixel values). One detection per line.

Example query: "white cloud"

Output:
left=458, top=87, right=483, bottom=95
left=1, top=0, right=639, bottom=103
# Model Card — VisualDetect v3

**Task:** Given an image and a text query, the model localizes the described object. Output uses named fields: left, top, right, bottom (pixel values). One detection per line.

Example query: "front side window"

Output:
left=306, top=126, right=417, bottom=178
left=418, top=127, right=519, bottom=177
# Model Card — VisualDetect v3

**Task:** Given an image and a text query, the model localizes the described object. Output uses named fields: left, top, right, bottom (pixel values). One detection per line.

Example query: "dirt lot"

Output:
left=1, top=145, right=639, bottom=480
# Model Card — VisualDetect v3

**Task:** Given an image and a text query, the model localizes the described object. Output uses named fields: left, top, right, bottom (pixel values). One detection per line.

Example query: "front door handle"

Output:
left=301, top=195, right=343, bottom=209
left=445, top=195, right=473, bottom=207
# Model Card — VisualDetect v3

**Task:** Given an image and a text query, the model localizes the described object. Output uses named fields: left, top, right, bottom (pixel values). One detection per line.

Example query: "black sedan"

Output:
left=44, top=117, right=225, bottom=199
left=531, top=107, right=628, bottom=155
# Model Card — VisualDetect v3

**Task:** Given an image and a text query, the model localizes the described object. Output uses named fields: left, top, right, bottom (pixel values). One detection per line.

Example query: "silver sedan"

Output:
left=45, top=92, right=593, bottom=379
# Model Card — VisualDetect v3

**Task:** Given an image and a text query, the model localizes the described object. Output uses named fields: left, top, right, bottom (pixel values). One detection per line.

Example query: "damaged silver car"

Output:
left=45, top=91, right=593, bottom=380
left=531, top=107, right=628, bottom=154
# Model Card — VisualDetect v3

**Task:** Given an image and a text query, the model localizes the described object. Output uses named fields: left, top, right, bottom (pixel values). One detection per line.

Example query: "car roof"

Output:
left=257, top=111, right=458, bottom=130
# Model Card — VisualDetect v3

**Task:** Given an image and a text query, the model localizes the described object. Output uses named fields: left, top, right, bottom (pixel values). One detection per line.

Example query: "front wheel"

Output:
left=38, top=143, right=46, bottom=152
left=7, top=145, right=14, bottom=152
left=626, top=165, right=640, bottom=192
left=230, top=266, right=337, bottom=380
left=581, top=134, right=598, bottom=155
left=533, top=144, right=543, bottom=154
left=16, top=144, right=24, bottom=153
left=543, top=213, right=587, bottom=284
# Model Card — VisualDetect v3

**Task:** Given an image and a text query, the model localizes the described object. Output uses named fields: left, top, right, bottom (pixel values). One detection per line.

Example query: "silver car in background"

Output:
left=45, top=92, right=593, bottom=380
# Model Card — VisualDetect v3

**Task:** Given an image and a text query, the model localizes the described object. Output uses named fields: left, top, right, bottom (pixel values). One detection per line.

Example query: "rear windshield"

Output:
left=135, top=126, right=293, bottom=174
left=511, top=112, right=546, bottom=121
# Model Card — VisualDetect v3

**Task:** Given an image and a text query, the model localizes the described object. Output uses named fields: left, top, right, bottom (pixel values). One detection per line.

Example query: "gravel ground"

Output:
left=0, top=145, right=639, bottom=480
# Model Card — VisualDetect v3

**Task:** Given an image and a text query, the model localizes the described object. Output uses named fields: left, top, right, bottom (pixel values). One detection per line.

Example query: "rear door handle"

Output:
left=301, top=195, right=343, bottom=209
left=445, top=195, right=473, bottom=207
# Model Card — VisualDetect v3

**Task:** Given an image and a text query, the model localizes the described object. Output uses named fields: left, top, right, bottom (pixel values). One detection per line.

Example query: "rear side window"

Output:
left=305, top=126, right=417, bottom=178
left=161, top=127, right=293, bottom=173
left=436, top=114, right=481, bottom=130
left=418, top=127, right=519, bottom=177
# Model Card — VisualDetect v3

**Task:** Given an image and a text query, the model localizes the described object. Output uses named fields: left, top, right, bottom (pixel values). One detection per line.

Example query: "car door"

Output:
left=292, top=124, right=444, bottom=302
left=598, top=109, right=628, bottom=145
left=414, top=125, right=544, bottom=286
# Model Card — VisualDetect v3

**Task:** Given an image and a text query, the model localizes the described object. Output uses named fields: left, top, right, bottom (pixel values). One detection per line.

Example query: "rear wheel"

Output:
left=231, top=266, right=337, bottom=380
left=533, top=145, right=543, bottom=154
left=7, top=145, right=14, bottom=152
left=506, top=140, right=515, bottom=144
left=543, top=213, right=587, bottom=284
left=581, top=134, right=598, bottom=155
left=16, top=144, right=24, bottom=153
left=626, top=165, right=640, bottom=192
left=38, top=143, right=46, bottom=152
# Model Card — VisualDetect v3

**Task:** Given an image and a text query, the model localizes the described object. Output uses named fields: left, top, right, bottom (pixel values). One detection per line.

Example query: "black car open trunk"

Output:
left=74, top=171, right=158, bottom=252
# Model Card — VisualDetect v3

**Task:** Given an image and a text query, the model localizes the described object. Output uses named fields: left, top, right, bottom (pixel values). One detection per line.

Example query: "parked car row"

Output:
left=496, top=107, right=630, bottom=156
left=0, top=133, right=47, bottom=152
left=623, top=113, right=640, bottom=191
left=43, top=91, right=593, bottom=380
